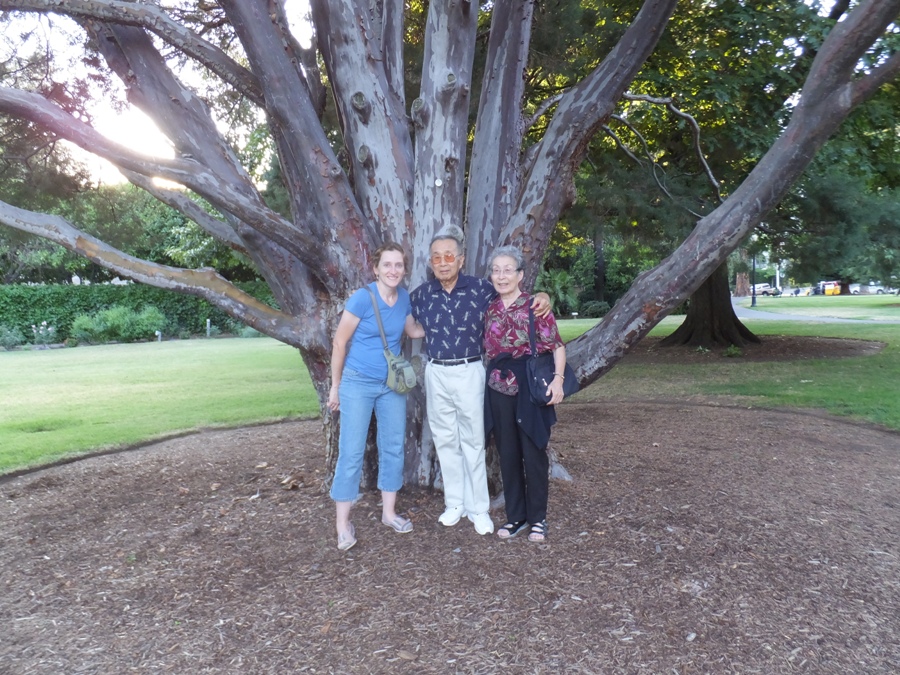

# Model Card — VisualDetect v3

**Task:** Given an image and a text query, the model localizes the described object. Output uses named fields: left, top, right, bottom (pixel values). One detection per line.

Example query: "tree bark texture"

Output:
left=0, top=0, right=898, bottom=488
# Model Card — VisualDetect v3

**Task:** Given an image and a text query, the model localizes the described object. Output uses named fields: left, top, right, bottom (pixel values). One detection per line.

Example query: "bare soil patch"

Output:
left=624, top=334, right=886, bottom=364
left=2, top=337, right=899, bottom=674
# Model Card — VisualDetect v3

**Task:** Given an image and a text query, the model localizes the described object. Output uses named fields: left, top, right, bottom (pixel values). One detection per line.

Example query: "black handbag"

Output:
left=526, top=307, right=579, bottom=406
left=365, top=288, right=417, bottom=394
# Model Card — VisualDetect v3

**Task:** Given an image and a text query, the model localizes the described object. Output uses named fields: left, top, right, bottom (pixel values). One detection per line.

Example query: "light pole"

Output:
left=751, top=253, right=757, bottom=307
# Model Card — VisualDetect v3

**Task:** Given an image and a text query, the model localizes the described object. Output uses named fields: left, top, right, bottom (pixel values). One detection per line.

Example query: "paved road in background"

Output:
left=732, top=298, right=900, bottom=324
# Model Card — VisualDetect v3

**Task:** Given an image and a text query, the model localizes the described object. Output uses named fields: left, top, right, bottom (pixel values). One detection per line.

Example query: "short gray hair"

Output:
left=430, top=226, right=464, bottom=254
left=489, top=246, right=524, bottom=271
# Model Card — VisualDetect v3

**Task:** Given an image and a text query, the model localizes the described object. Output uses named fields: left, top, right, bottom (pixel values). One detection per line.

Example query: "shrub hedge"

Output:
left=0, top=281, right=275, bottom=342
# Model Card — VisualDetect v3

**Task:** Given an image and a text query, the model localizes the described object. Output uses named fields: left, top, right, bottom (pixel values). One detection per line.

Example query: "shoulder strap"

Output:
left=365, top=287, right=389, bottom=349
left=527, top=304, right=538, bottom=356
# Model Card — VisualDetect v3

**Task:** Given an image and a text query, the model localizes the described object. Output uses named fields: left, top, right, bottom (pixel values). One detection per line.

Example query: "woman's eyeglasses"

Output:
left=490, top=267, right=521, bottom=276
left=430, top=253, right=458, bottom=264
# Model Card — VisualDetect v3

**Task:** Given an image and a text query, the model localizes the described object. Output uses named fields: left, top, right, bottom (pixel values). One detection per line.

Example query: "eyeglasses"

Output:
left=490, top=267, right=521, bottom=276
left=430, top=253, right=458, bottom=264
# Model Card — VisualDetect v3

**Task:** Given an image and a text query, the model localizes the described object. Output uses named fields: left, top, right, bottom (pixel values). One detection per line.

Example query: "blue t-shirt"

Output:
left=410, top=274, right=496, bottom=360
left=344, top=283, right=412, bottom=381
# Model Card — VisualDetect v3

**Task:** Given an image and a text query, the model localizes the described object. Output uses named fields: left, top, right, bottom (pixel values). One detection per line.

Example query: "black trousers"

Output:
left=488, top=388, right=549, bottom=524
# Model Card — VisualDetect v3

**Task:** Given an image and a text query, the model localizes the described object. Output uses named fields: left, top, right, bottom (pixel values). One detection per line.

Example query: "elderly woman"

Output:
left=328, top=242, right=425, bottom=551
left=483, top=246, right=567, bottom=542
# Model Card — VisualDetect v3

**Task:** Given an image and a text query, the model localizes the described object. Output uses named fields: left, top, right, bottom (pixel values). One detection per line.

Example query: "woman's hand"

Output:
left=327, top=385, right=340, bottom=412
left=547, top=376, right=565, bottom=406
left=548, top=344, right=567, bottom=406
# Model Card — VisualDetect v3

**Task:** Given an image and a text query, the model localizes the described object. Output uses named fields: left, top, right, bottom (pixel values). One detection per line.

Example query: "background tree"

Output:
left=0, top=0, right=897, bottom=486
left=535, top=0, right=898, bottom=343
left=760, top=82, right=900, bottom=291
left=0, top=22, right=93, bottom=283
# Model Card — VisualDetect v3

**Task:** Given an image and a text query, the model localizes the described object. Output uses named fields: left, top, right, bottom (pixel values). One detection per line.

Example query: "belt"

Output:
left=428, top=355, right=482, bottom=366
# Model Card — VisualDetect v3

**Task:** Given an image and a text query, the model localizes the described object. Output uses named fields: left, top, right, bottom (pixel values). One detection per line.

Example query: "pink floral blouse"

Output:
left=483, top=292, right=564, bottom=395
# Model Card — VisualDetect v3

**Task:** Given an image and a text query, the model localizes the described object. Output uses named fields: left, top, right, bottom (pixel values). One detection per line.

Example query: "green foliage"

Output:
left=237, top=325, right=264, bottom=338
left=0, top=281, right=275, bottom=341
left=578, top=300, right=610, bottom=318
left=71, top=305, right=166, bottom=344
left=723, top=345, right=743, bottom=358
left=535, top=268, right=580, bottom=316
left=531, top=1, right=896, bottom=311
left=775, top=172, right=900, bottom=285
left=2, top=181, right=261, bottom=284
left=0, top=324, right=24, bottom=350
left=29, top=320, right=56, bottom=346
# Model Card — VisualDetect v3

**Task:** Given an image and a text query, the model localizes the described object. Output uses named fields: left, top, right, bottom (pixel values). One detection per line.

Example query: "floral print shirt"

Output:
left=483, top=292, right=563, bottom=395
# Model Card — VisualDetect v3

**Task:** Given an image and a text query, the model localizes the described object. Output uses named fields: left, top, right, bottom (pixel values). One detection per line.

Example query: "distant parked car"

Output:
left=850, top=282, right=889, bottom=295
left=752, top=283, right=781, bottom=296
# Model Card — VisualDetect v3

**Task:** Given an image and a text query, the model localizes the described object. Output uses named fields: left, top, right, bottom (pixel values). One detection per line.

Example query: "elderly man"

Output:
left=411, top=228, right=549, bottom=535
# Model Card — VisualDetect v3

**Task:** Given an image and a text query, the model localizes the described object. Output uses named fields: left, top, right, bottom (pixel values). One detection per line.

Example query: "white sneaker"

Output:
left=468, top=512, right=494, bottom=535
left=439, top=505, right=466, bottom=527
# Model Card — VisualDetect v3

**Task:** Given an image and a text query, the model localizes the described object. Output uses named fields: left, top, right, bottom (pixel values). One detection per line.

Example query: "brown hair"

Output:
left=372, top=242, right=408, bottom=271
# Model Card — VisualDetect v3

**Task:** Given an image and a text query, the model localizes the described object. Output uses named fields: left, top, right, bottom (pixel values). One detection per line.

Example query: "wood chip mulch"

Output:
left=2, top=337, right=899, bottom=673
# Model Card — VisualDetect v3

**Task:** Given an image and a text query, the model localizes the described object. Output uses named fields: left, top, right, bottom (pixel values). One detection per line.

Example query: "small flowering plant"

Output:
left=31, top=320, right=56, bottom=347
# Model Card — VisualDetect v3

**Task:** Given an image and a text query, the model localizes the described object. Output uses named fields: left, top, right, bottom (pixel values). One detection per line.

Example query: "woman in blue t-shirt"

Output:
left=327, top=242, right=425, bottom=551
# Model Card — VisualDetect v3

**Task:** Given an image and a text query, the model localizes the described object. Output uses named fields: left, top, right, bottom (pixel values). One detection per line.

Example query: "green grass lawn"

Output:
left=573, top=318, right=900, bottom=430
left=3, top=312, right=899, bottom=475
left=735, top=293, right=900, bottom=321
left=0, top=338, right=316, bottom=473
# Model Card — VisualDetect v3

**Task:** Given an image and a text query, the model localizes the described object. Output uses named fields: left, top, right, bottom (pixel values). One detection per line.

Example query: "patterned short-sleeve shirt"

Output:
left=410, top=274, right=496, bottom=360
left=483, top=292, right=563, bottom=395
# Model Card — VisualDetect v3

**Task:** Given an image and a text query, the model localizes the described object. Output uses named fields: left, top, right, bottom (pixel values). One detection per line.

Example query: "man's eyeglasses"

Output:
left=430, top=253, right=458, bottom=264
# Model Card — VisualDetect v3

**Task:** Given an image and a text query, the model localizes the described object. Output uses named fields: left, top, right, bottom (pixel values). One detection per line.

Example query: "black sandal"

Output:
left=497, top=520, right=528, bottom=540
left=528, top=520, right=548, bottom=542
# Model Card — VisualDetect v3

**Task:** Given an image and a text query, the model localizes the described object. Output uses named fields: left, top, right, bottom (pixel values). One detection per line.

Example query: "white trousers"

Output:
left=425, top=360, right=489, bottom=515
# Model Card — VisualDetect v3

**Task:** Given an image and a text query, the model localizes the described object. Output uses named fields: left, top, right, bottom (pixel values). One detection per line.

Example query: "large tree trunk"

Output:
left=0, top=0, right=897, bottom=492
left=734, top=249, right=751, bottom=297
left=659, top=263, right=760, bottom=348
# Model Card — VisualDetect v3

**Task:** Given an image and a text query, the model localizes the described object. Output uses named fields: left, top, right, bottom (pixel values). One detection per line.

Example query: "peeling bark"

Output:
left=0, top=0, right=897, bottom=489
left=465, top=0, right=535, bottom=272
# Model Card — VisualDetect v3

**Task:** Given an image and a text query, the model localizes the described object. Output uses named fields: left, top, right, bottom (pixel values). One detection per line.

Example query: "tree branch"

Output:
left=502, top=0, right=680, bottom=285
left=308, top=0, right=413, bottom=245
left=464, top=0, right=535, bottom=270
left=601, top=125, right=644, bottom=166
left=566, top=0, right=900, bottom=387
left=0, top=199, right=306, bottom=345
left=121, top=170, right=247, bottom=253
left=799, top=0, right=900, bottom=110
left=622, top=93, right=723, bottom=203
left=606, top=114, right=704, bottom=219
left=0, top=0, right=264, bottom=106
left=524, top=92, right=565, bottom=132
left=271, top=0, right=327, bottom=117
left=850, top=51, right=900, bottom=106
left=0, top=85, right=330, bottom=275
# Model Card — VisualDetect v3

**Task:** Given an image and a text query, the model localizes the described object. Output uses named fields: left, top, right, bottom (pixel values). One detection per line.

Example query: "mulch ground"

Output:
left=2, top=336, right=899, bottom=674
